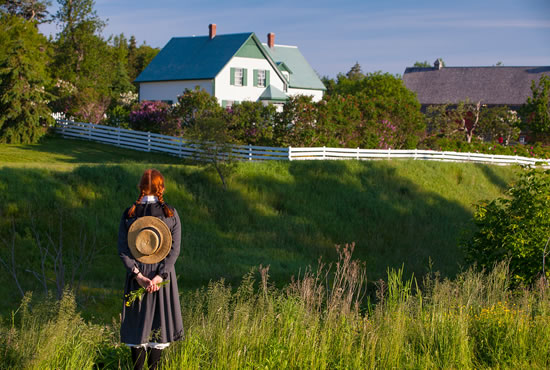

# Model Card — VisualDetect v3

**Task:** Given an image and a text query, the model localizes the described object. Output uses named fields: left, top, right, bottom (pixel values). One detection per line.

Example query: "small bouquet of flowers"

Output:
left=125, top=280, right=170, bottom=307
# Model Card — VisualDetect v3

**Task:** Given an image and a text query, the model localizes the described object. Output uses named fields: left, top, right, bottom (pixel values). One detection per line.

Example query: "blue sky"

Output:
left=40, top=0, right=550, bottom=78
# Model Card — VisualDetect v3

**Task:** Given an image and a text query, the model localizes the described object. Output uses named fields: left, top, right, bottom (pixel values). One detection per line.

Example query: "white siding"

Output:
left=139, top=80, right=213, bottom=103
left=215, top=56, right=286, bottom=104
left=287, top=87, right=324, bottom=102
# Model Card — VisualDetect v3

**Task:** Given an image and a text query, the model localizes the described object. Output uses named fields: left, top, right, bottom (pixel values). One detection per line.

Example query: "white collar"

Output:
left=141, top=195, right=158, bottom=204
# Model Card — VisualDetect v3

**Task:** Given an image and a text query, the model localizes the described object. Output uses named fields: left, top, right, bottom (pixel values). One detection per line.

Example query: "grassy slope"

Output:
left=0, top=135, right=520, bottom=321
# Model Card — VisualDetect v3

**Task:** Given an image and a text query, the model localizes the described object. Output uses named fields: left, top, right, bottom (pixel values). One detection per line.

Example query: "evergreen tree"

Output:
left=127, top=39, right=159, bottom=81
left=52, top=0, right=116, bottom=122
left=520, top=75, right=550, bottom=141
left=0, top=15, right=53, bottom=143
left=346, top=62, right=364, bottom=81
left=0, top=0, right=51, bottom=23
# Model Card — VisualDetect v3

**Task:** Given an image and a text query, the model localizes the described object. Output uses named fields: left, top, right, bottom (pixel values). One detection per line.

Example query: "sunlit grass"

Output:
left=0, top=135, right=521, bottom=323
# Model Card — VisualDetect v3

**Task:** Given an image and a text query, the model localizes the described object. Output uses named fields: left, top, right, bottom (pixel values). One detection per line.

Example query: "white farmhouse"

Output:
left=134, top=24, right=326, bottom=109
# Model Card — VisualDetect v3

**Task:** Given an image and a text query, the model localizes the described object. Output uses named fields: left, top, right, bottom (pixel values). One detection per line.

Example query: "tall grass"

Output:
left=0, top=291, right=125, bottom=369
left=2, top=246, right=548, bottom=369
left=161, top=247, right=550, bottom=369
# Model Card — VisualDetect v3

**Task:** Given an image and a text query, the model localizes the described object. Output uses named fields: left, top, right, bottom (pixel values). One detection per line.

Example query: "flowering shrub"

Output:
left=420, top=138, right=550, bottom=159
left=377, top=120, right=398, bottom=149
left=226, top=101, right=276, bottom=146
left=129, top=100, right=181, bottom=135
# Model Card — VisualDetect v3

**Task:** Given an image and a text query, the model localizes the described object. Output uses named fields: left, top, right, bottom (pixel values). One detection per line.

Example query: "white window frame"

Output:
left=234, top=68, right=243, bottom=86
left=257, top=70, right=266, bottom=87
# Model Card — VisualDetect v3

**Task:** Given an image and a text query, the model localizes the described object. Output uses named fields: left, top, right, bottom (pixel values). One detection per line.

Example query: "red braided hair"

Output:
left=127, top=169, right=174, bottom=217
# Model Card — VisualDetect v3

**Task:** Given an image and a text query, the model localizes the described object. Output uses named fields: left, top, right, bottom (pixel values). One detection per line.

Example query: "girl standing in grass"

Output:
left=118, top=169, right=183, bottom=370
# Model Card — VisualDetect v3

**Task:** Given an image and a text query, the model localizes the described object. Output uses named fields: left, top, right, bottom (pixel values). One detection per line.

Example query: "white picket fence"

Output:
left=55, top=120, right=549, bottom=167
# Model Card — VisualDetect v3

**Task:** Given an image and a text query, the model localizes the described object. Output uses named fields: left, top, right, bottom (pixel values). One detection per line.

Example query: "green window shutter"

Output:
left=265, top=70, right=270, bottom=86
left=222, top=100, right=228, bottom=108
left=230, top=68, right=235, bottom=86
left=253, top=69, right=258, bottom=87
left=242, top=69, right=248, bottom=86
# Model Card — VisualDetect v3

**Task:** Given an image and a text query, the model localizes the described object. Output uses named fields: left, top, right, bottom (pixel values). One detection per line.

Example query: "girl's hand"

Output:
left=150, top=275, right=164, bottom=292
left=136, top=273, right=153, bottom=290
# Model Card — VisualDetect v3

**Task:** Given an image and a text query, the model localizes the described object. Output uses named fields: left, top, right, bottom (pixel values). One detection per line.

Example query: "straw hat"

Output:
left=127, top=216, right=172, bottom=264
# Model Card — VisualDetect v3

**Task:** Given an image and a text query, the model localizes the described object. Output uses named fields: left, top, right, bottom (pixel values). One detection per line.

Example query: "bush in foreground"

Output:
left=464, top=169, right=550, bottom=285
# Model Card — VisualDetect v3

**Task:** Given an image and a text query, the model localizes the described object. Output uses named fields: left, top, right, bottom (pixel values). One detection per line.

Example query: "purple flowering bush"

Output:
left=129, top=101, right=181, bottom=135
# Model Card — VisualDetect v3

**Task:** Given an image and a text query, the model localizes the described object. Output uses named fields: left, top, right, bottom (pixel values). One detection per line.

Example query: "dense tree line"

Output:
left=0, top=0, right=548, bottom=149
left=0, top=0, right=158, bottom=143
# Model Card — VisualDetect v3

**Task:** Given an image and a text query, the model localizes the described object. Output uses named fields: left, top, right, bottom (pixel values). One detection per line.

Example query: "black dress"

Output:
left=118, top=202, right=184, bottom=344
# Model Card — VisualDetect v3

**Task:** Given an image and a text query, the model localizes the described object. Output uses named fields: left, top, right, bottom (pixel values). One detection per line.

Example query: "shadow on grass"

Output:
left=0, top=159, right=502, bottom=323
left=475, top=163, right=512, bottom=191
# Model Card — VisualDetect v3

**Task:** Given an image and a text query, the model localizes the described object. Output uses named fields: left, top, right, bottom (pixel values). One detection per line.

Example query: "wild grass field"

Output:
left=2, top=135, right=545, bottom=369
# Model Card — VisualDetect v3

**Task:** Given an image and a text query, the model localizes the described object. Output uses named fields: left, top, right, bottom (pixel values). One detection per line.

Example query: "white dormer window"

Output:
left=234, top=68, right=243, bottom=86
left=282, top=71, right=290, bottom=83
left=257, top=70, right=266, bottom=87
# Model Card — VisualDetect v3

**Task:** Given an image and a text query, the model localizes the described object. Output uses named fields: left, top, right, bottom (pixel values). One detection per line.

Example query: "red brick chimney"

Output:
left=267, top=32, right=275, bottom=48
left=209, top=24, right=217, bottom=39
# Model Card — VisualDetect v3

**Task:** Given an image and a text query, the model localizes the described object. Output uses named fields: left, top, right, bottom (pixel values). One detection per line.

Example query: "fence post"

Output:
left=357, top=147, right=359, bottom=160
left=414, top=148, right=417, bottom=160
left=116, top=127, right=120, bottom=147
left=288, top=146, right=292, bottom=161
left=147, top=133, right=151, bottom=152
left=249, top=144, right=252, bottom=161
left=387, top=148, right=391, bottom=159
left=88, top=123, right=92, bottom=141
left=323, top=146, right=326, bottom=159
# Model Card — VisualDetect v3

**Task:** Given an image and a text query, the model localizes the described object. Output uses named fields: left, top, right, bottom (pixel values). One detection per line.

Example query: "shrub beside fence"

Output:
left=55, top=120, right=549, bottom=167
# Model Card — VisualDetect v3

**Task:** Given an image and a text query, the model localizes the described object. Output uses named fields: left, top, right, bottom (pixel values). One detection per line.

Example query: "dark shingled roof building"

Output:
left=403, top=60, right=550, bottom=110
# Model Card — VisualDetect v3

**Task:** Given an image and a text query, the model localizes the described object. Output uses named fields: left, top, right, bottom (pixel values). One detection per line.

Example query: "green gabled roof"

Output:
left=135, top=33, right=254, bottom=83
left=262, top=44, right=326, bottom=91
left=259, top=85, right=288, bottom=102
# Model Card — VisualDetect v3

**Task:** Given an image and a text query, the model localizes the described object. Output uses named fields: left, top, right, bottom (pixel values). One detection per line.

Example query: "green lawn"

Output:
left=0, top=134, right=521, bottom=322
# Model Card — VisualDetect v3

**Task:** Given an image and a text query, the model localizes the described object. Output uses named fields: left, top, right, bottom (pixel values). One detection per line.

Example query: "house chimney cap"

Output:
left=267, top=32, right=275, bottom=48
left=209, top=23, right=217, bottom=39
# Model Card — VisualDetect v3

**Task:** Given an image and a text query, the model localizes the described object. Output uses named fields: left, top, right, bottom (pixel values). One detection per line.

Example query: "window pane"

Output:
left=235, top=68, right=243, bottom=86
left=258, top=70, right=266, bottom=87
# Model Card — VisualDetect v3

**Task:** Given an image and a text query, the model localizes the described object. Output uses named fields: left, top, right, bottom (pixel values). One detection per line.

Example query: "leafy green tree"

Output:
left=520, top=75, right=550, bottom=141
left=110, top=33, right=135, bottom=96
left=127, top=39, right=159, bottom=82
left=426, top=103, right=521, bottom=145
left=0, top=0, right=51, bottom=22
left=51, top=0, right=115, bottom=122
left=413, top=61, right=431, bottom=68
left=185, top=116, right=236, bottom=190
left=0, top=15, right=53, bottom=143
left=274, top=95, right=317, bottom=146
left=425, top=100, right=483, bottom=144
left=323, top=72, right=425, bottom=148
left=463, top=169, right=550, bottom=285
left=173, top=86, right=223, bottom=127
left=477, top=106, right=520, bottom=144
left=316, top=94, right=363, bottom=147
left=227, top=101, right=276, bottom=146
